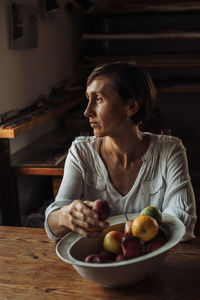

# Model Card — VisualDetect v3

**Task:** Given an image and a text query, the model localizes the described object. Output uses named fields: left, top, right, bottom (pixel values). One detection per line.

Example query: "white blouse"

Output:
left=45, top=133, right=197, bottom=241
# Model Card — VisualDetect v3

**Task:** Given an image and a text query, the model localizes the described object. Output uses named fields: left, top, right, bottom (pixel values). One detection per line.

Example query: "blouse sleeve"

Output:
left=44, top=141, right=85, bottom=240
left=161, top=140, right=197, bottom=241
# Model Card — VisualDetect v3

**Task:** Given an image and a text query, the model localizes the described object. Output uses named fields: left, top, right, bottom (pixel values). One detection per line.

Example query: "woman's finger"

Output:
left=83, top=200, right=94, bottom=209
left=74, top=200, right=99, bottom=219
left=67, top=215, right=102, bottom=237
left=72, top=208, right=108, bottom=229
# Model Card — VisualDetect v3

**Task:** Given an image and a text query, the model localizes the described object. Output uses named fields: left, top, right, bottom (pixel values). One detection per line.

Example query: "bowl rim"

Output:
left=56, top=213, right=185, bottom=268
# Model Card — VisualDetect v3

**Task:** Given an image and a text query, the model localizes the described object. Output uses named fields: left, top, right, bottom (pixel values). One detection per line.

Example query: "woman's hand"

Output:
left=49, top=200, right=109, bottom=238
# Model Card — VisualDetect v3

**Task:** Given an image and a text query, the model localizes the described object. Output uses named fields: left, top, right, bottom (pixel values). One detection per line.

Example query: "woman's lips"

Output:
left=90, top=122, right=99, bottom=128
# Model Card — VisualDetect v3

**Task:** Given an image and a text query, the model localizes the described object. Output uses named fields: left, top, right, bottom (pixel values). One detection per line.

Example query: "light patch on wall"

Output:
left=9, top=1, right=38, bottom=49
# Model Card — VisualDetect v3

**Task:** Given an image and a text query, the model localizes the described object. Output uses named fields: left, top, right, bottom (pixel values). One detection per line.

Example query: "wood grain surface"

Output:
left=84, top=54, right=200, bottom=68
left=0, top=96, right=82, bottom=139
left=0, top=226, right=199, bottom=300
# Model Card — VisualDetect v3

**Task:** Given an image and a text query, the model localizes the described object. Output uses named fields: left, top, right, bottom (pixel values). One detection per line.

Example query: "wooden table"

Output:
left=0, top=226, right=200, bottom=300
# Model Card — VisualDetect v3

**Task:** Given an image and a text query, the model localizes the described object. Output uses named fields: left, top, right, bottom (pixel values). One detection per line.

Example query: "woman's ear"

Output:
left=126, top=98, right=140, bottom=118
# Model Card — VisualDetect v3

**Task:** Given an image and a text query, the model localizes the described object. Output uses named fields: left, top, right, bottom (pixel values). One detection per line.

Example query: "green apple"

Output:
left=140, top=206, right=162, bottom=224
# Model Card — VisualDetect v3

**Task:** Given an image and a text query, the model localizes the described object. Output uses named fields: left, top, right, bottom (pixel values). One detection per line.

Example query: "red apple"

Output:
left=92, top=199, right=111, bottom=220
left=157, top=227, right=167, bottom=241
left=124, top=220, right=133, bottom=235
left=115, top=253, right=126, bottom=262
left=146, top=235, right=166, bottom=253
left=121, top=235, right=143, bottom=259
left=103, top=230, right=124, bottom=254
left=99, top=250, right=116, bottom=262
left=84, top=254, right=104, bottom=263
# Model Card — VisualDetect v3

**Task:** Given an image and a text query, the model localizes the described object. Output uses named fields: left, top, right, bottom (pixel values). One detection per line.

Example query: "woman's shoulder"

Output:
left=146, top=132, right=183, bottom=145
left=71, top=135, right=101, bottom=154
left=145, top=132, right=185, bottom=153
left=73, top=135, right=100, bottom=146
left=156, top=133, right=182, bottom=145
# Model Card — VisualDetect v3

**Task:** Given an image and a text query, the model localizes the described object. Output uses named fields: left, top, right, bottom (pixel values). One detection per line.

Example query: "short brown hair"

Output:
left=87, top=61, right=157, bottom=124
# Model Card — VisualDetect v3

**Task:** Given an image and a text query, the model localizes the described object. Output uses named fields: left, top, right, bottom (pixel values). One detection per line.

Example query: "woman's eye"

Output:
left=96, top=97, right=103, bottom=102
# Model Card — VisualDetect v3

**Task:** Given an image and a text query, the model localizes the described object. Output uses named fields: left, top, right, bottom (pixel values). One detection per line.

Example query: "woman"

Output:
left=45, top=61, right=196, bottom=241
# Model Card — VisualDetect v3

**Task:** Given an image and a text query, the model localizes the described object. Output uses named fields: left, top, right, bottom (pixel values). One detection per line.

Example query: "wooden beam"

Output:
left=83, top=54, right=200, bottom=67
left=86, top=1, right=200, bottom=15
left=81, top=31, right=200, bottom=40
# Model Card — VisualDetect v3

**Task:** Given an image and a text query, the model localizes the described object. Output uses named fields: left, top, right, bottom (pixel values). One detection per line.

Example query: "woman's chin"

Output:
left=94, top=132, right=103, bottom=137
left=93, top=129, right=104, bottom=137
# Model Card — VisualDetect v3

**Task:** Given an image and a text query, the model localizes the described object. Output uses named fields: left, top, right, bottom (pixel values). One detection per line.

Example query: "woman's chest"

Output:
left=105, top=160, right=143, bottom=196
left=84, top=157, right=165, bottom=213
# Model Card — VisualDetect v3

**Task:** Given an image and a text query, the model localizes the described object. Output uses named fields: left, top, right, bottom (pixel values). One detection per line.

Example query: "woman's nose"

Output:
left=84, top=102, right=95, bottom=118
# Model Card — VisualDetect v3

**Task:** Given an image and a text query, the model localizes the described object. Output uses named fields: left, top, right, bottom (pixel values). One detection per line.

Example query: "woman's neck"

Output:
left=101, top=127, right=148, bottom=168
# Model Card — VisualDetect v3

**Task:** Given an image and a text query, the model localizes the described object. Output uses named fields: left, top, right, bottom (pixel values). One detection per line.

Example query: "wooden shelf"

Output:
left=81, top=31, right=200, bottom=40
left=158, top=84, right=200, bottom=93
left=0, top=96, right=82, bottom=139
left=11, top=128, right=69, bottom=176
left=81, top=54, right=200, bottom=68
left=84, top=1, right=200, bottom=15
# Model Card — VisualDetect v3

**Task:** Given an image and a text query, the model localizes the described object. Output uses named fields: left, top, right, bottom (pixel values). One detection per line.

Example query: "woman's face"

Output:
left=84, top=75, right=130, bottom=138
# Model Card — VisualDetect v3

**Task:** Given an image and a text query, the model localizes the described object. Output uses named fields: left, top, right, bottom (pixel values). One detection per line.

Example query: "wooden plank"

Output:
left=11, top=129, right=70, bottom=170
left=81, top=31, right=200, bottom=40
left=86, top=1, right=200, bottom=15
left=0, top=96, right=82, bottom=139
left=13, top=166, right=64, bottom=176
left=158, top=84, right=200, bottom=93
left=83, top=54, right=200, bottom=67
left=12, top=154, right=65, bottom=176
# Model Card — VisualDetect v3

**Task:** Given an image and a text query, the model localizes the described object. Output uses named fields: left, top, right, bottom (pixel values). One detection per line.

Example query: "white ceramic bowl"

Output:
left=56, top=213, right=185, bottom=288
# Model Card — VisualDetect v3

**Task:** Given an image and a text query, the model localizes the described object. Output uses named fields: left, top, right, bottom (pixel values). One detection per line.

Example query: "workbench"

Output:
left=0, top=94, right=83, bottom=225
